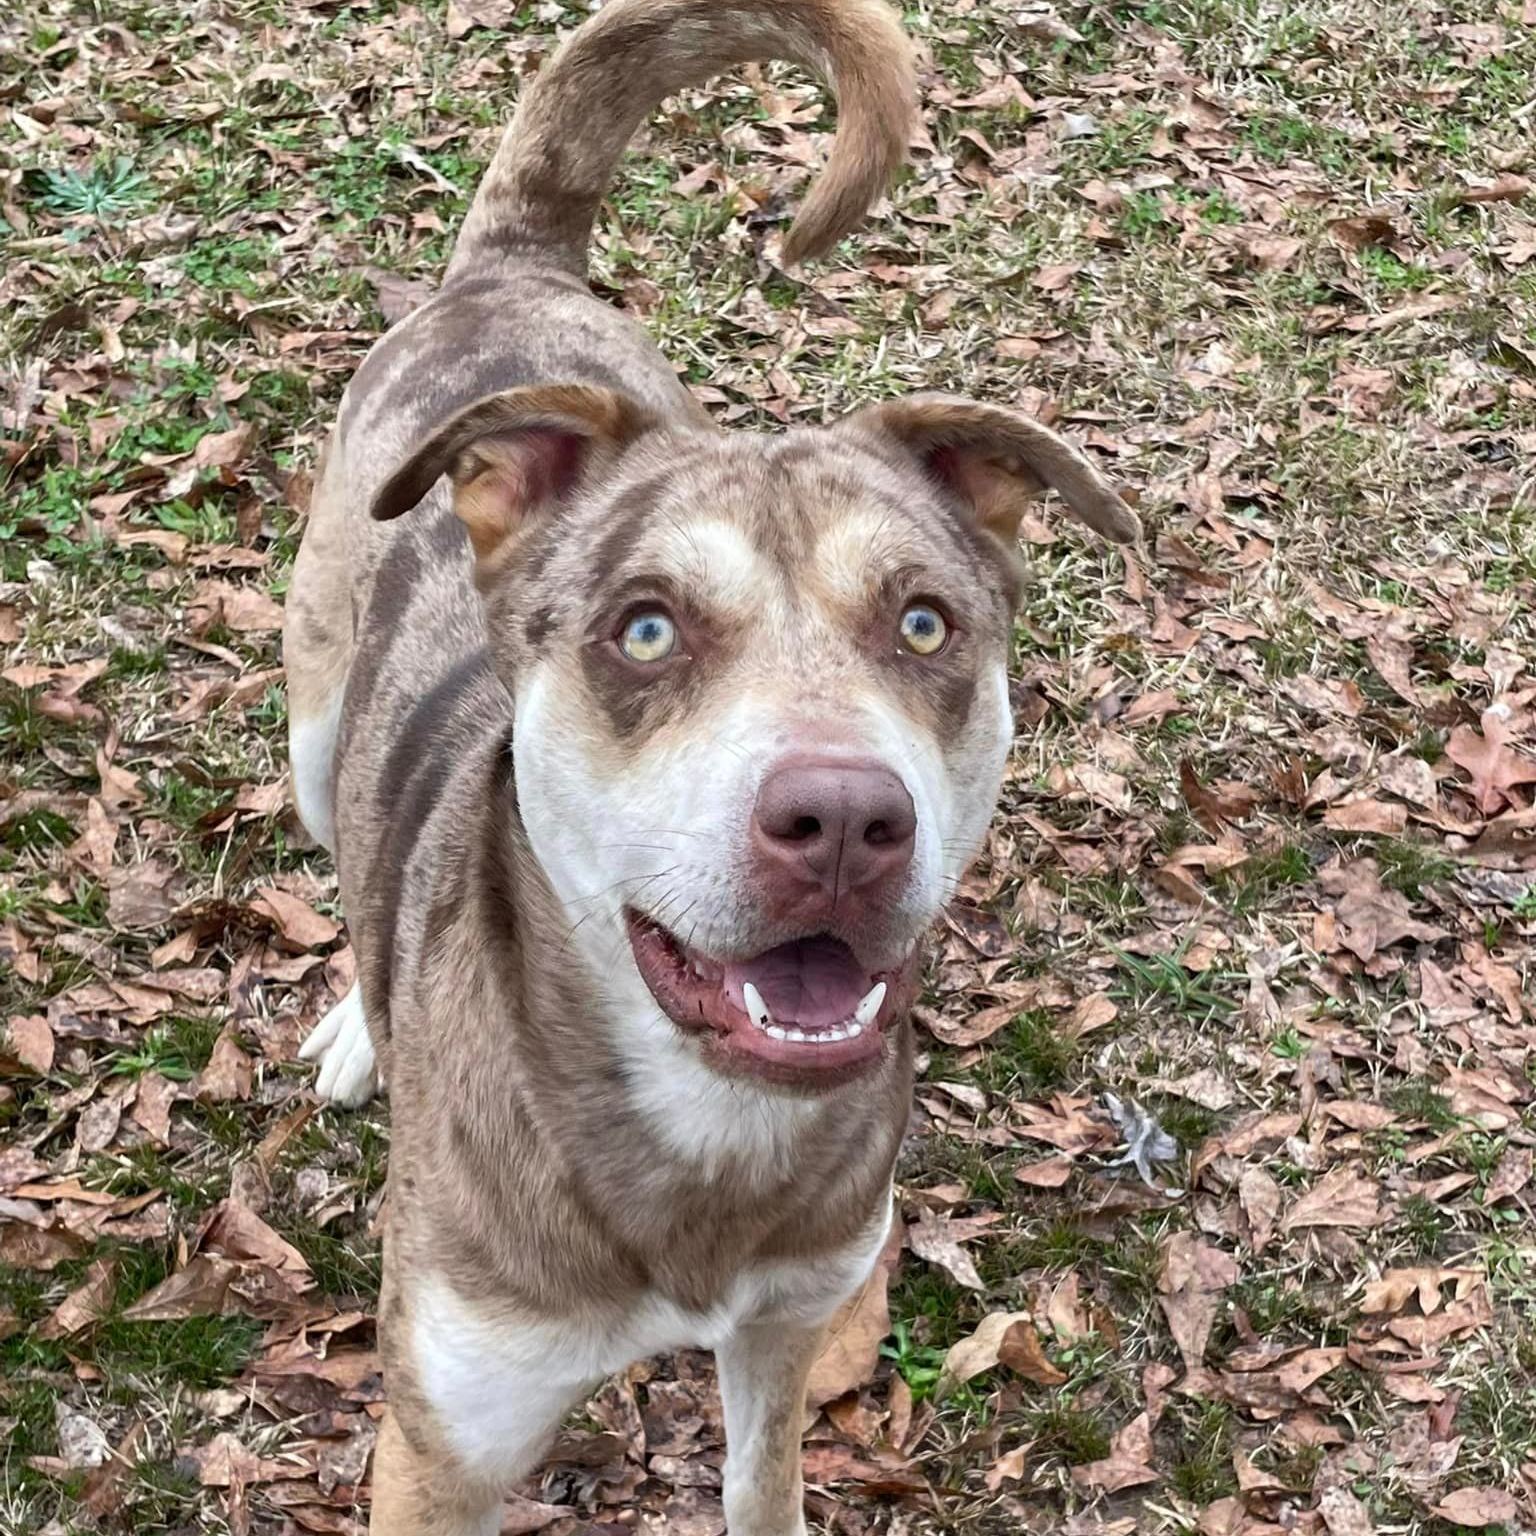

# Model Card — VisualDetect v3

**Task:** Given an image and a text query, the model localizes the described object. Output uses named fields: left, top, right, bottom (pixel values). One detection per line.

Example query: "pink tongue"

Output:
left=723, top=937, right=870, bottom=1029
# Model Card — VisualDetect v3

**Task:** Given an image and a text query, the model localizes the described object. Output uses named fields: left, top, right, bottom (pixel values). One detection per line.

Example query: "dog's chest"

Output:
left=412, top=1219, right=886, bottom=1479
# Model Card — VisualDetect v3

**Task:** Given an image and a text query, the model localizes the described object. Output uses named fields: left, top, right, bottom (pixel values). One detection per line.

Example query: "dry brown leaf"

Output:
left=1431, top=1489, right=1518, bottom=1526
left=983, top=1441, right=1032, bottom=1490
left=1323, top=798, right=1408, bottom=835
left=1319, top=1485, right=1375, bottom=1536
left=1069, top=992, right=1119, bottom=1035
left=196, top=1030, right=254, bottom=1103
left=1239, top=1167, right=1282, bottom=1254
left=1320, top=859, right=1446, bottom=961
left=1179, top=759, right=1261, bottom=825
left=107, top=858, right=185, bottom=933
left=250, top=887, right=341, bottom=950
left=1070, top=1412, right=1158, bottom=1492
left=1446, top=709, right=1536, bottom=814
left=3, top=1013, right=54, bottom=1074
left=998, top=1319, right=1068, bottom=1386
left=37, top=1256, right=117, bottom=1339
left=131, top=1072, right=177, bottom=1145
left=1283, top=1165, right=1387, bottom=1232
left=202, top=1200, right=312, bottom=1276
left=359, top=265, right=434, bottom=325
left=1159, top=1233, right=1239, bottom=1369
left=1485, top=1145, right=1532, bottom=1204
left=940, top=1310, right=1031, bottom=1390
left=1015, top=1155, right=1074, bottom=1189
left=80, top=1419, right=146, bottom=1518
left=188, top=579, right=285, bottom=635
left=1123, top=689, right=1182, bottom=726
left=1453, top=173, right=1530, bottom=206
left=906, top=1209, right=987, bottom=1291
left=121, top=1255, right=240, bottom=1321
left=1365, top=633, right=1420, bottom=706
left=1323, top=1101, right=1398, bottom=1132
left=1361, top=1267, right=1483, bottom=1316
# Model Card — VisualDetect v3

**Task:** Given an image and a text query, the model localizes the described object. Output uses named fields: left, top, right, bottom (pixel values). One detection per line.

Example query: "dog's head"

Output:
left=374, top=385, right=1136, bottom=1090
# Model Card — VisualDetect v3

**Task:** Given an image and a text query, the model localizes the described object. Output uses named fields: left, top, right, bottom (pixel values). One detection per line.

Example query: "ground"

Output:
left=1, top=0, right=1534, bottom=1531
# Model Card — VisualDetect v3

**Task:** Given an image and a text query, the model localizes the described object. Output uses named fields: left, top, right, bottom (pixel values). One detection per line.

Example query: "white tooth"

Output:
left=766, top=1024, right=790, bottom=1041
left=826, top=1026, right=849, bottom=1042
left=853, top=982, right=887, bottom=1028
left=786, top=1028, right=807, bottom=1043
left=743, top=982, right=771, bottom=1028
left=846, top=1020, right=864, bottom=1038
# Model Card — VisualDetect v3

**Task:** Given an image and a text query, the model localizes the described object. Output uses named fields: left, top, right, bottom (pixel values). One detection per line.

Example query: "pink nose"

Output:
left=751, top=757, right=916, bottom=911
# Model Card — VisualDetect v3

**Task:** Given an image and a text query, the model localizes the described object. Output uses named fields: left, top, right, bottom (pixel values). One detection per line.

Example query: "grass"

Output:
left=1, top=0, right=1533, bottom=1527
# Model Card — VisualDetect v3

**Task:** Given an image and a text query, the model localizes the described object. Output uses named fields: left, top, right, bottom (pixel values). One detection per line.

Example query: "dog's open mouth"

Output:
left=625, top=911, right=918, bottom=1081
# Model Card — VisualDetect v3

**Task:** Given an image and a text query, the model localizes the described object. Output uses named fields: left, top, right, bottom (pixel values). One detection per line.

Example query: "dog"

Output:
left=282, top=0, right=1137, bottom=1529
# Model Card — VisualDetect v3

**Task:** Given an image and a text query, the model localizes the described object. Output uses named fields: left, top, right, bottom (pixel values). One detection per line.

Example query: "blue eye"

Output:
left=899, top=604, right=948, bottom=655
left=621, top=611, right=677, bottom=662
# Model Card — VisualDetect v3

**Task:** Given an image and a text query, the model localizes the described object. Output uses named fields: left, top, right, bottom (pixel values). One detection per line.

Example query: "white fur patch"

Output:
left=289, top=691, right=344, bottom=852
left=298, top=983, right=379, bottom=1107
left=412, top=1209, right=889, bottom=1483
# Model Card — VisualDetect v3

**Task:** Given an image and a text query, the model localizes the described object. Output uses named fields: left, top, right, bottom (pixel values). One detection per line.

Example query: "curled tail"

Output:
left=446, top=0, right=916, bottom=280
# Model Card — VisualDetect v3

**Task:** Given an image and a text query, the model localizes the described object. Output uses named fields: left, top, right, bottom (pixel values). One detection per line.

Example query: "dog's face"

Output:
left=374, top=388, right=1136, bottom=1090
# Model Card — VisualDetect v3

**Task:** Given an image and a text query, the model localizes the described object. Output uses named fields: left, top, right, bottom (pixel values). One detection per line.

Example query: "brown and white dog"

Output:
left=282, top=1, right=1137, bottom=1529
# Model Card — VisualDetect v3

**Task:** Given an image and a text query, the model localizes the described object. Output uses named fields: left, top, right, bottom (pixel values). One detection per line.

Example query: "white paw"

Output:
left=299, top=984, right=379, bottom=1107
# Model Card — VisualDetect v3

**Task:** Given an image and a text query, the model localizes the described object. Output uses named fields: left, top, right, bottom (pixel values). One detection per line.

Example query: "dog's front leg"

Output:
left=716, top=1318, right=827, bottom=1536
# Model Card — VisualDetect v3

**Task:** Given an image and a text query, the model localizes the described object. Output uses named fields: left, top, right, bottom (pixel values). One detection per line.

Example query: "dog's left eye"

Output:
left=898, top=603, right=948, bottom=656
left=620, top=611, right=677, bottom=663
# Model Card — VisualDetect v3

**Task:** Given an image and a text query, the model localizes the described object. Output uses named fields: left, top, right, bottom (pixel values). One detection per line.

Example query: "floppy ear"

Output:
left=844, top=394, right=1141, bottom=549
left=370, top=383, right=661, bottom=569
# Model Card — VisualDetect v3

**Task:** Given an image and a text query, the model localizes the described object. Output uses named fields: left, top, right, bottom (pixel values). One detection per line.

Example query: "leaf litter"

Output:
left=2, top=0, right=1534, bottom=1530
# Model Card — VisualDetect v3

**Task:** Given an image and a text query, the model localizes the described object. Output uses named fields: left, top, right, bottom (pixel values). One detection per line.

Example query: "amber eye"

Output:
left=898, top=603, right=948, bottom=656
left=620, top=611, right=677, bottom=663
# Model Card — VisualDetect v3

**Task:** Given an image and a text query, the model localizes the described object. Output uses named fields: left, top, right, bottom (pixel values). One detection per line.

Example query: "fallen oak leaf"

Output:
left=906, top=1209, right=990, bottom=1292
left=1283, top=1164, right=1388, bottom=1232
left=1070, top=1412, right=1158, bottom=1493
left=201, top=1199, right=312, bottom=1278
left=1323, top=798, right=1408, bottom=835
left=1319, top=1485, right=1376, bottom=1536
left=1015, top=1155, right=1074, bottom=1189
left=250, top=887, right=341, bottom=951
left=1319, top=858, right=1447, bottom=962
left=195, top=1029, right=254, bottom=1103
left=187, top=578, right=285, bottom=635
left=1484, top=1145, right=1532, bottom=1204
left=1180, top=759, right=1262, bottom=826
left=2, top=1013, right=54, bottom=1074
left=939, top=1310, right=1031, bottom=1391
left=120, top=1255, right=240, bottom=1321
left=983, top=1441, right=1033, bottom=1491
left=1446, top=708, right=1536, bottom=815
left=36, top=1256, right=117, bottom=1339
left=1431, top=1488, right=1518, bottom=1526
left=1360, top=1267, right=1484, bottom=1316
left=1159, top=1233, right=1240, bottom=1370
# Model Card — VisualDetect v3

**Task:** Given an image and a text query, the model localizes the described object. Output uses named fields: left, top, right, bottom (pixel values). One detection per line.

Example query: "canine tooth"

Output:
left=853, top=982, right=887, bottom=1028
left=742, top=982, right=771, bottom=1028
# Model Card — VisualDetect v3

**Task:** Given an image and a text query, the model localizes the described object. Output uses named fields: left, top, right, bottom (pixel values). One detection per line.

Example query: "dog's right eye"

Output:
left=620, top=611, right=677, bottom=663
